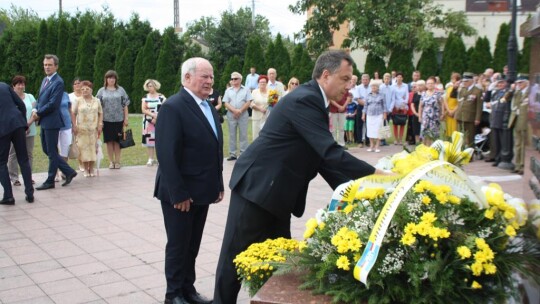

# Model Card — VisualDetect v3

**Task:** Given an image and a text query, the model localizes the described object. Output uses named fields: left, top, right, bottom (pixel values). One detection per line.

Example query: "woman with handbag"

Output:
left=141, top=79, right=166, bottom=167
left=96, top=70, right=130, bottom=169
left=390, top=72, right=409, bottom=145
left=72, top=81, right=103, bottom=177
left=362, top=80, right=387, bottom=153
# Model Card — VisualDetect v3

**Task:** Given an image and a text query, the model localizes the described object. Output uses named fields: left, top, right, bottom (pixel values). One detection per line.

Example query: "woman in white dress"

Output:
left=362, top=80, right=388, bottom=152
left=250, top=75, right=269, bottom=140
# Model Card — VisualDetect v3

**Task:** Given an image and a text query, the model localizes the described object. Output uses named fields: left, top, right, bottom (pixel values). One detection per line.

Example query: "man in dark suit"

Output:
left=213, top=51, right=385, bottom=304
left=0, top=82, right=34, bottom=204
left=33, top=54, right=77, bottom=190
left=154, top=57, right=223, bottom=304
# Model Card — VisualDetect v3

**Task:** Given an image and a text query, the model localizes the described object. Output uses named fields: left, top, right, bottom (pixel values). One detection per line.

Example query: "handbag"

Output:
left=119, top=129, right=135, bottom=149
left=392, top=113, right=408, bottom=126
left=68, top=140, right=79, bottom=159
left=379, top=120, right=392, bottom=139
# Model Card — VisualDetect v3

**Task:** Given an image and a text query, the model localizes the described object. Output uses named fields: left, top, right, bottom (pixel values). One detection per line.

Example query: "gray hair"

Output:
left=181, top=57, right=207, bottom=86
left=44, top=54, right=59, bottom=66
left=231, top=71, right=242, bottom=80
left=312, top=50, right=354, bottom=80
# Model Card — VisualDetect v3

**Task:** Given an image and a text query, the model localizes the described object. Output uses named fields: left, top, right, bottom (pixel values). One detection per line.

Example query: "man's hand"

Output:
left=174, top=198, right=193, bottom=212
left=215, top=191, right=224, bottom=203
left=123, top=119, right=129, bottom=127
left=31, top=112, right=40, bottom=121
left=474, top=120, right=480, bottom=126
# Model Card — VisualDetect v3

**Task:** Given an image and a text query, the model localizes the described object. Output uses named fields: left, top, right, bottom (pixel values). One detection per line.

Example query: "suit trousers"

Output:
left=40, top=128, right=76, bottom=184
left=161, top=201, right=209, bottom=300
left=457, top=120, right=475, bottom=148
left=227, top=114, right=249, bottom=157
left=214, top=191, right=291, bottom=304
left=514, top=130, right=527, bottom=170
left=354, top=106, right=366, bottom=144
left=491, top=128, right=502, bottom=163
left=0, top=127, right=33, bottom=199
left=8, top=136, right=35, bottom=182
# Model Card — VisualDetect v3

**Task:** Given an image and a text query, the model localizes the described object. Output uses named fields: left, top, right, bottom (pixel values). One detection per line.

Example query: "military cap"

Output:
left=462, top=72, right=474, bottom=80
left=515, top=73, right=529, bottom=82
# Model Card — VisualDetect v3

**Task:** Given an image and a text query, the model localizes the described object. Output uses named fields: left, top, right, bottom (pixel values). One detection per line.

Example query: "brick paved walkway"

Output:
left=0, top=144, right=533, bottom=303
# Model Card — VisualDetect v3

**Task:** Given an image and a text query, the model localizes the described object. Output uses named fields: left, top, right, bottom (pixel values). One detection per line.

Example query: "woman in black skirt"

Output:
left=96, top=70, right=130, bottom=169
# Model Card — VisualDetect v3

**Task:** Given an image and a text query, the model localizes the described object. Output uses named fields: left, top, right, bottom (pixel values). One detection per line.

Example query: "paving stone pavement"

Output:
left=0, top=144, right=534, bottom=304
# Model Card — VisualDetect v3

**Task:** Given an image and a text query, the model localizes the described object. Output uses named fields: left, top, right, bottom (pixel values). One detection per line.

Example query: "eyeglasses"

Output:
left=231, top=78, right=239, bottom=81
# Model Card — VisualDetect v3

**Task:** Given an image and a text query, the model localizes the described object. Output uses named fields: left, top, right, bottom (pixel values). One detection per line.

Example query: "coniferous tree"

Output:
left=297, top=48, right=314, bottom=83
left=416, top=42, right=438, bottom=78
left=155, top=31, right=178, bottom=97
left=364, top=52, right=386, bottom=77
left=440, top=33, right=467, bottom=83
left=466, top=46, right=475, bottom=71
left=273, top=33, right=291, bottom=82
left=388, top=47, right=414, bottom=82
left=468, top=36, right=492, bottom=74
left=453, top=35, right=468, bottom=74
left=219, top=55, right=242, bottom=93
left=493, top=22, right=509, bottom=72
left=132, top=33, right=158, bottom=113
left=518, top=36, right=531, bottom=73
left=115, top=47, right=134, bottom=111
left=440, top=33, right=456, bottom=83
left=62, top=17, right=79, bottom=84
left=74, top=27, right=95, bottom=81
left=56, top=16, right=69, bottom=75
left=31, top=20, right=49, bottom=92
left=265, top=41, right=276, bottom=72
left=290, top=44, right=303, bottom=80
left=46, top=17, right=59, bottom=55
left=93, top=41, right=114, bottom=85
left=242, top=36, right=266, bottom=76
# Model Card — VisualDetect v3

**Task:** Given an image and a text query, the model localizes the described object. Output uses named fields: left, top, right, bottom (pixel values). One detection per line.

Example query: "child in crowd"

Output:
left=345, top=101, right=357, bottom=144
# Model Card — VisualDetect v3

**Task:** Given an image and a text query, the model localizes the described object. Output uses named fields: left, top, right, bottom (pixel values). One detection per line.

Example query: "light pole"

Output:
left=497, top=0, right=518, bottom=170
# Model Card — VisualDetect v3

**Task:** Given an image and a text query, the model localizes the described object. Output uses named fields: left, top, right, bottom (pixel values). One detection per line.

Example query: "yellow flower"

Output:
left=298, top=241, right=307, bottom=252
left=421, top=195, right=432, bottom=205
left=400, top=233, right=416, bottom=246
left=421, top=212, right=437, bottom=224
left=457, top=246, right=471, bottom=259
left=448, top=195, right=461, bottom=204
left=474, top=251, right=488, bottom=263
left=471, top=262, right=483, bottom=276
left=475, top=238, right=488, bottom=250
left=318, top=222, right=326, bottom=229
left=303, top=227, right=315, bottom=239
left=471, top=281, right=482, bottom=289
left=404, top=223, right=417, bottom=234
left=336, top=255, right=350, bottom=271
left=484, top=208, right=495, bottom=220
left=505, top=225, right=517, bottom=237
left=483, top=263, right=497, bottom=274
left=306, top=218, right=318, bottom=230
left=343, top=204, right=354, bottom=214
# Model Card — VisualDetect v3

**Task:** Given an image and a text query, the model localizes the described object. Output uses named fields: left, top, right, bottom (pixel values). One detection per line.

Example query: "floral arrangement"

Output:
left=235, top=132, right=540, bottom=303
left=268, top=89, right=279, bottom=107
left=283, top=132, right=540, bottom=303
left=233, top=237, right=299, bottom=296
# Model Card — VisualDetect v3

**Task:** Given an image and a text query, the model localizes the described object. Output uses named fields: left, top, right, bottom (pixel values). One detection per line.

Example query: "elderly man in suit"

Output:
left=33, top=54, right=77, bottom=190
left=0, top=82, right=34, bottom=205
left=510, top=74, right=530, bottom=175
left=213, top=50, right=385, bottom=304
left=455, top=72, right=483, bottom=148
left=154, top=57, right=223, bottom=304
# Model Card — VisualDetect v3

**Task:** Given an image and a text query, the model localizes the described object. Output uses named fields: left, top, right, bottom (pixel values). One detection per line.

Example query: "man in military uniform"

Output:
left=455, top=72, right=483, bottom=147
left=488, top=76, right=512, bottom=167
left=510, top=74, right=530, bottom=175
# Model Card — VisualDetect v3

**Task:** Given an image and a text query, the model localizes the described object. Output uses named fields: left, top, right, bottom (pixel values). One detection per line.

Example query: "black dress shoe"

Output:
left=0, top=198, right=15, bottom=205
left=25, top=195, right=34, bottom=203
left=484, top=158, right=495, bottom=162
left=226, top=156, right=237, bottom=161
left=62, top=172, right=77, bottom=187
left=36, top=183, right=55, bottom=190
left=492, top=162, right=499, bottom=167
left=184, top=292, right=212, bottom=304
left=164, top=296, right=190, bottom=304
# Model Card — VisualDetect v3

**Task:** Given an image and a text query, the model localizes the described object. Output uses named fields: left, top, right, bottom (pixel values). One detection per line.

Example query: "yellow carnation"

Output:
left=471, top=262, right=483, bottom=276
left=400, top=233, right=417, bottom=246
left=343, top=204, right=354, bottom=214
left=457, top=246, right=471, bottom=259
left=471, top=281, right=482, bottom=289
left=483, top=263, right=497, bottom=274
left=484, top=208, right=495, bottom=220
left=336, top=255, right=350, bottom=271
left=505, top=225, right=517, bottom=237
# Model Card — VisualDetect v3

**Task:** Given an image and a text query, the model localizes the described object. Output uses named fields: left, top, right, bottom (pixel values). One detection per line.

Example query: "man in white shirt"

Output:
left=354, top=74, right=371, bottom=147
left=244, top=67, right=259, bottom=91
left=267, top=68, right=285, bottom=97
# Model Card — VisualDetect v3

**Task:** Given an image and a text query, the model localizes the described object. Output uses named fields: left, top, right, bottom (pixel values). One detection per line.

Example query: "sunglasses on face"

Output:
left=231, top=78, right=239, bottom=81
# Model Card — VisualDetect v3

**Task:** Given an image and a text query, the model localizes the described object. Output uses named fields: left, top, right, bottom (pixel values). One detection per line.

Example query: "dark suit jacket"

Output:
left=230, top=79, right=375, bottom=220
left=154, top=88, right=224, bottom=205
left=0, top=82, right=27, bottom=138
left=36, top=73, right=65, bottom=130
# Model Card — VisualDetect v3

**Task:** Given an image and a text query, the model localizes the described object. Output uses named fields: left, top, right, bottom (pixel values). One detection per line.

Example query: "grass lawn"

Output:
left=31, top=114, right=252, bottom=173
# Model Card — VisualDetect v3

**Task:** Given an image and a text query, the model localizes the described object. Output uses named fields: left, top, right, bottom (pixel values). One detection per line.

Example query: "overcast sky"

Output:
left=1, top=0, right=306, bottom=39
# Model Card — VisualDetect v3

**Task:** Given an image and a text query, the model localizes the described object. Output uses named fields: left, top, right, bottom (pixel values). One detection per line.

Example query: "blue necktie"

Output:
left=201, top=100, right=217, bottom=137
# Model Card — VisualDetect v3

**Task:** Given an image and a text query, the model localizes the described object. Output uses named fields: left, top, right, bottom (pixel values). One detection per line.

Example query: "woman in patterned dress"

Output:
left=72, top=81, right=103, bottom=177
left=141, top=79, right=166, bottom=166
left=418, top=77, right=443, bottom=146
